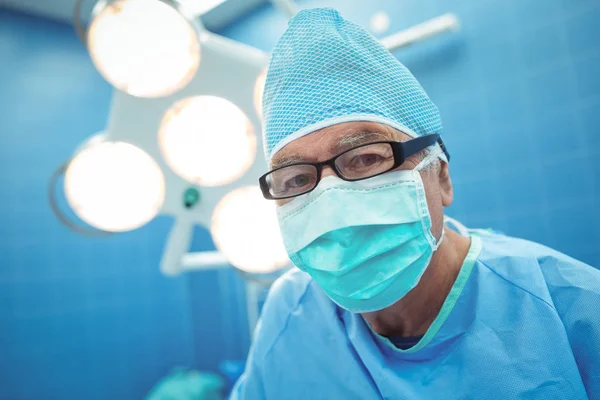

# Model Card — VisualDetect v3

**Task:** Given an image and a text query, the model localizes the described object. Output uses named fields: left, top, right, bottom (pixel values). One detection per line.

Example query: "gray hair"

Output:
left=419, top=143, right=443, bottom=172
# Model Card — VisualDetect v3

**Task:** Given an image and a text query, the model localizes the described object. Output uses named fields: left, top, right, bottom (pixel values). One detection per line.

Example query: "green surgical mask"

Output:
left=277, top=153, right=443, bottom=313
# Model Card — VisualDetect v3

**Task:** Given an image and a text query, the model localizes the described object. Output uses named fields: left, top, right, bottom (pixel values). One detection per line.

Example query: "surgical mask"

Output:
left=277, top=152, right=444, bottom=313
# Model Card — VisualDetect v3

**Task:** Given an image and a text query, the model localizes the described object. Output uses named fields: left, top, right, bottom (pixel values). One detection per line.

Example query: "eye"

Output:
left=336, top=143, right=394, bottom=179
left=285, top=174, right=313, bottom=189
left=347, top=153, right=385, bottom=170
left=269, top=165, right=318, bottom=197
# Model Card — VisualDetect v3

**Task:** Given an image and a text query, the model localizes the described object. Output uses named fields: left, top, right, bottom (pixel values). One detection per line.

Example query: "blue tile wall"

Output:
left=218, top=0, right=600, bottom=266
left=187, top=227, right=251, bottom=373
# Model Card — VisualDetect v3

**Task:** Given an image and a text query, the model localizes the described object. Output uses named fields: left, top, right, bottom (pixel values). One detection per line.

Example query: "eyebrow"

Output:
left=270, top=130, right=392, bottom=170
left=270, top=155, right=308, bottom=170
left=331, top=130, right=391, bottom=154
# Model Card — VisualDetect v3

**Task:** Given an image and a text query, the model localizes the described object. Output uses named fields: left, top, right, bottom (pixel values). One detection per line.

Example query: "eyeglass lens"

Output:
left=266, top=142, right=395, bottom=198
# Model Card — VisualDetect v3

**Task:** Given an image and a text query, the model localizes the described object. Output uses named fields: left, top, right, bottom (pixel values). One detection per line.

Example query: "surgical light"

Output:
left=87, top=0, right=200, bottom=98
left=64, top=141, right=165, bottom=232
left=254, top=69, right=267, bottom=118
left=178, top=0, right=226, bottom=15
left=370, top=11, right=391, bottom=34
left=158, top=95, right=256, bottom=186
left=210, top=186, right=289, bottom=273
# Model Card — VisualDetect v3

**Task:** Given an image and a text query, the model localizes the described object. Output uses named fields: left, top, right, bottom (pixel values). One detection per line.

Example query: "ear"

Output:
left=438, top=162, right=453, bottom=207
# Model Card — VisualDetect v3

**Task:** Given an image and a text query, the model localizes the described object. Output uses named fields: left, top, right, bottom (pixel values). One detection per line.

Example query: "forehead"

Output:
left=270, top=122, right=412, bottom=167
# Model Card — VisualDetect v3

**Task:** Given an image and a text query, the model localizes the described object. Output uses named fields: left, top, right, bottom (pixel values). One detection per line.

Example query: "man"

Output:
left=232, top=8, right=600, bottom=399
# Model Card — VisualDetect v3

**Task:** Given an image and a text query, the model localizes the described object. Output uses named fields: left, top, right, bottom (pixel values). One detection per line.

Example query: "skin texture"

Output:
left=271, top=121, right=472, bottom=337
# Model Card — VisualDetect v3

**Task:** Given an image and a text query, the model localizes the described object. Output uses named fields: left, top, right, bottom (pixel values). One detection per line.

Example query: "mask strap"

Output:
left=444, top=216, right=470, bottom=237
left=415, top=145, right=444, bottom=251
left=432, top=227, right=445, bottom=251
left=415, top=145, right=443, bottom=171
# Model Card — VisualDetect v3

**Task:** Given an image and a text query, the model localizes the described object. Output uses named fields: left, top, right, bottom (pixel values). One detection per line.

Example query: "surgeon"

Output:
left=231, top=8, right=600, bottom=400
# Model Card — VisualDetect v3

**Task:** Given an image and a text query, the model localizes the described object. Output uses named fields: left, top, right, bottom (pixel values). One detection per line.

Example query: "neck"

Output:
left=361, top=227, right=471, bottom=337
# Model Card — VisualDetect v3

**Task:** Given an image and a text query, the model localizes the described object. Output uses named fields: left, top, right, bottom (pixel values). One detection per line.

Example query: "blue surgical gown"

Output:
left=231, top=233, right=600, bottom=399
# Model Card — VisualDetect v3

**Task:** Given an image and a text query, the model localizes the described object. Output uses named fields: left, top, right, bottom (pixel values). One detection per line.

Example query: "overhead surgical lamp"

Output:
left=253, top=69, right=267, bottom=119
left=78, top=0, right=201, bottom=98
left=56, top=0, right=292, bottom=277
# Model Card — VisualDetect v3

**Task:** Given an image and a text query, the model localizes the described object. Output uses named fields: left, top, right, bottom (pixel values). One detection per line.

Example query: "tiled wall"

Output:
left=0, top=9, right=199, bottom=400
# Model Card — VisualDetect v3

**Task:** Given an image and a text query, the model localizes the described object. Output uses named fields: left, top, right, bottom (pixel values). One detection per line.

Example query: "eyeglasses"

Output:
left=259, top=133, right=448, bottom=200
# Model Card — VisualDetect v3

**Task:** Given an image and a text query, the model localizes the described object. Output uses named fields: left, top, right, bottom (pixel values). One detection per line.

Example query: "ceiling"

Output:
left=0, top=0, right=267, bottom=31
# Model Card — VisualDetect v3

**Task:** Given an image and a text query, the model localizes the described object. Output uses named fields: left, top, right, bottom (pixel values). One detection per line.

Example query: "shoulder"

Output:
left=251, top=268, right=338, bottom=359
left=477, top=232, right=596, bottom=276
left=475, top=233, right=600, bottom=305
left=262, top=268, right=314, bottom=320
left=477, top=233, right=571, bottom=262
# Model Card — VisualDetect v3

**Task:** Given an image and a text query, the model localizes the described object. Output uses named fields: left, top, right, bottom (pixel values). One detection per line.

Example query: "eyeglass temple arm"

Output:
left=401, top=134, right=450, bottom=162
left=437, top=137, right=450, bottom=162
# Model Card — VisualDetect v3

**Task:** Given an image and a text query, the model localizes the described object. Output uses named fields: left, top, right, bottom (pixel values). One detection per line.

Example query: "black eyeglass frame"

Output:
left=259, top=134, right=449, bottom=200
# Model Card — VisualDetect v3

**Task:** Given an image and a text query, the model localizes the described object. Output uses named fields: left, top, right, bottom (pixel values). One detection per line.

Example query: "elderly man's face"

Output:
left=270, top=121, right=454, bottom=241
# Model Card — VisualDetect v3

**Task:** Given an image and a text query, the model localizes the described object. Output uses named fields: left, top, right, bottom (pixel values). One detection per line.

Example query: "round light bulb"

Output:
left=65, top=141, right=165, bottom=232
left=370, top=11, right=391, bottom=34
left=159, top=96, right=256, bottom=186
left=87, top=0, right=200, bottom=98
left=211, top=186, right=289, bottom=273
left=254, top=68, right=267, bottom=118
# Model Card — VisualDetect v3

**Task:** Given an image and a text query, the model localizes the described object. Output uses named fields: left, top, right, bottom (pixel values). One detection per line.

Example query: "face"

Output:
left=270, top=121, right=454, bottom=240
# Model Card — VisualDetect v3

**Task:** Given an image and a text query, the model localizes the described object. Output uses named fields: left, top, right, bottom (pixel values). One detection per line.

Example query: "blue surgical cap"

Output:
left=262, top=8, right=443, bottom=163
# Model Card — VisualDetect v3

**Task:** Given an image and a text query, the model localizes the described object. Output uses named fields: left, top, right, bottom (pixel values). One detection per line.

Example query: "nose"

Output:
left=320, top=165, right=338, bottom=179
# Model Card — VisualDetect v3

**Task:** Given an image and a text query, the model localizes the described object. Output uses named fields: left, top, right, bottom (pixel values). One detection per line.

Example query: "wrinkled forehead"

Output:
left=269, top=122, right=413, bottom=169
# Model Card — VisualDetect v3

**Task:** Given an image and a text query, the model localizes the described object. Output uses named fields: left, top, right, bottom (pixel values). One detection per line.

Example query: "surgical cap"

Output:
left=262, top=8, right=443, bottom=163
